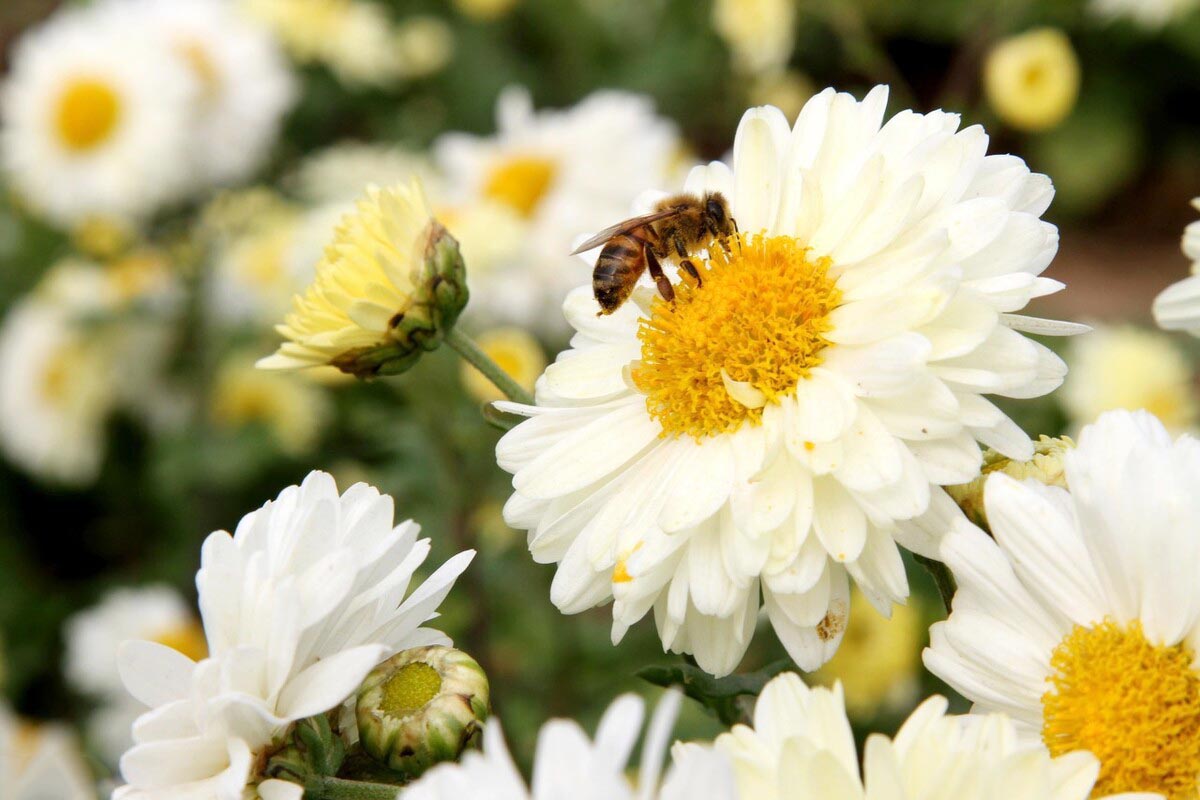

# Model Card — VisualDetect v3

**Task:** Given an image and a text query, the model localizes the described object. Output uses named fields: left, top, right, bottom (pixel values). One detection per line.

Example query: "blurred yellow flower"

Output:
left=712, top=0, right=795, bottom=75
left=72, top=216, right=134, bottom=261
left=394, top=16, right=454, bottom=78
left=259, top=180, right=468, bottom=377
left=460, top=327, right=544, bottom=404
left=748, top=70, right=815, bottom=122
left=453, top=0, right=520, bottom=21
left=1063, top=323, right=1196, bottom=433
left=211, top=354, right=331, bottom=454
left=984, top=28, right=1080, bottom=132
left=811, top=589, right=924, bottom=719
left=947, top=435, right=1073, bottom=531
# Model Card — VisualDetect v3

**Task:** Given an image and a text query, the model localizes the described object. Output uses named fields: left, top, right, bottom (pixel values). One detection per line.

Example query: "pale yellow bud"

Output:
left=984, top=28, right=1080, bottom=132
left=947, top=435, right=1074, bottom=530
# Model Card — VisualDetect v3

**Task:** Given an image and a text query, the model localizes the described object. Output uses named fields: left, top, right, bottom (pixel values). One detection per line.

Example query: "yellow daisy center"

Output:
left=632, top=234, right=841, bottom=439
left=1042, top=619, right=1200, bottom=798
left=54, top=78, right=122, bottom=152
left=482, top=155, right=556, bottom=218
left=151, top=620, right=208, bottom=662
left=381, top=662, right=442, bottom=715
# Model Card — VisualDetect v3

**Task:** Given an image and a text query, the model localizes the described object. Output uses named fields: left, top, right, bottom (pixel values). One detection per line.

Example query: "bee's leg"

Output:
left=645, top=248, right=675, bottom=303
left=679, top=259, right=702, bottom=287
left=672, top=235, right=690, bottom=260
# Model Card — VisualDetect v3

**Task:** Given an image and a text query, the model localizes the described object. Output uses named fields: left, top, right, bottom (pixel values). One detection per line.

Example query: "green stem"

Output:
left=444, top=327, right=534, bottom=405
left=304, top=776, right=401, bottom=800
left=915, top=554, right=958, bottom=614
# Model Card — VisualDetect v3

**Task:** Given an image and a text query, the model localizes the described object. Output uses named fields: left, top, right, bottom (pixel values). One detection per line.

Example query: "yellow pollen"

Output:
left=54, top=78, right=122, bottom=152
left=632, top=234, right=840, bottom=440
left=151, top=621, right=208, bottom=662
left=381, top=662, right=443, bottom=716
left=482, top=155, right=556, bottom=218
left=612, top=542, right=642, bottom=584
left=1042, top=619, right=1200, bottom=798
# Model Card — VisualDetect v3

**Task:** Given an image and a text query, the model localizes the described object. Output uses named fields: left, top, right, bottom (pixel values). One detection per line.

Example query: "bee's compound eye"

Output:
left=706, top=198, right=726, bottom=224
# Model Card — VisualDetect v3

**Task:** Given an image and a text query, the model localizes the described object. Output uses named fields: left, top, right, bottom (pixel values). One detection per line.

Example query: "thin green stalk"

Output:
left=303, top=776, right=401, bottom=800
left=444, top=327, right=534, bottom=405
left=915, top=554, right=958, bottom=613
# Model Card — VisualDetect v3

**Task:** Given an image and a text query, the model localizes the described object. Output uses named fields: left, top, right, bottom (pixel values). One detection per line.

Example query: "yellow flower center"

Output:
left=382, top=662, right=442, bottom=715
left=482, top=155, right=556, bottom=218
left=151, top=621, right=208, bottom=662
left=54, top=78, right=122, bottom=152
left=632, top=234, right=840, bottom=439
left=1042, top=619, right=1200, bottom=798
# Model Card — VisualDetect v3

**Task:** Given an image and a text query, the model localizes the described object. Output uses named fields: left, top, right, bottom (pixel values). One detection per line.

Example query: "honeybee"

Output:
left=571, top=192, right=737, bottom=314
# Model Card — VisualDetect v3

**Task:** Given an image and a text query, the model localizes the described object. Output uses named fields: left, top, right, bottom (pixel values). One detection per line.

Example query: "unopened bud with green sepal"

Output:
left=947, top=434, right=1073, bottom=531
left=355, top=645, right=490, bottom=778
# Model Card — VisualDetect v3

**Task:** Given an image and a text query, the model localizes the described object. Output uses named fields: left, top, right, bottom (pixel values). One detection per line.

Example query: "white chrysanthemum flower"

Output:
left=1153, top=197, right=1200, bottom=336
left=115, top=471, right=474, bottom=799
left=291, top=142, right=436, bottom=205
left=435, top=87, right=681, bottom=332
left=496, top=86, right=1080, bottom=677
left=402, top=690, right=736, bottom=800
left=1063, top=323, right=1196, bottom=433
left=65, top=585, right=206, bottom=765
left=1, top=5, right=194, bottom=226
left=712, top=672, right=1114, bottom=800
left=1089, top=0, right=1198, bottom=28
left=924, top=409, right=1200, bottom=797
left=0, top=272, right=118, bottom=485
left=96, top=0, right=296, bottom=187
left=0, top=706, right=96, bottom=800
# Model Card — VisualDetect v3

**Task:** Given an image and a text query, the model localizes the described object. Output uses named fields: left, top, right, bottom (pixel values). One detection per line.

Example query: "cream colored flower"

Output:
left=712, top=673, right=1111, bottom=800
left=259, top=180, right=467, bottom=377
left=211, top=352, right=331, bottom=453
left=712, top=0, right=796, bottom=75
left=460, top=327, right=545, bottom=404
left=946, top=435, right=1073, bottom=530
left=291, top=143, right=436, bottom=205
left=984, top=28, right=1080, bottom=132
left=497, top=87, right=1080, bottom=677
left=1090, top=0, right=1199, bottom=28
left=435, top=88, right=682, bottom=333
left=1, top=4, right=194, bottom=226
left=811, top=588, right=923, bottom=718
left=925, top=409, right=1200, bottom=797
left=1063, top=323, right=1196, bottom=433
left=0, top=707, right=96, bottom=800
left=1153, top=197, right=1200, bottom=337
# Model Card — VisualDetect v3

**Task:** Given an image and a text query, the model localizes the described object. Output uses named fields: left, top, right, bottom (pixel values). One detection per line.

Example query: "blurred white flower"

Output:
left=925, top=409, right=1200, bottom=797
left=115, top=471, right=474, bottom=799
left=65, top=585, right=206, bottom=765
left=402, top=690, right=736, bottom=800
left=712, top=673, right=1108, bottom=800
left=712, top=0, right=796, bottom=75
left=0, top=265, right=118, bottom=485
left=291, top=142, right=437, bottom=205
left=0, top=706, right=96, bottom=800
left=210, top=352, right=332, bottom=454
left=1089, top=0, right=1199, bottom=28
left=497, top=86, right=1080, bottom=677
left=1, top=5, right=194, bottom=226
left=1063, top=323, right=1196, bottom=433
left=1153, top=197, right=1200, bottom=336
left=435, top=87, right=682, bottom=333
left=96, top=0, right=296, bottom=187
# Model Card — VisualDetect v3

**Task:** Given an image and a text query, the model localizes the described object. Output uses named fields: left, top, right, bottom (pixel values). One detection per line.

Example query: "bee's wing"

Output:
left=569, top=209, right=683, bottom=255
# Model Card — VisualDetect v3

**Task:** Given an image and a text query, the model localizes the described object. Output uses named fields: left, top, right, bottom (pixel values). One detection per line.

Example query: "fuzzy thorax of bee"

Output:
left=631, top=233, right=841, bottom=439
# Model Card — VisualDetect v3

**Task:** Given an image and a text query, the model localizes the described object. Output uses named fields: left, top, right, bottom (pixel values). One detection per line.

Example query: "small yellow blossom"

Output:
left=459, top=327, right=544, bottom=404
left=259, top=180, right=467, bottom=378
left=748, top=70, right=815, bottom=122
left=811, top=589, right=924, bottom=719
left=984, top=28, right=1080, bottom=132
left=712, top=0, right=795, bottom=75
left=1063, top=324, right=1196, bottom=434
left=211, top=354, right=331, bottom=454
left=72, top=216, right=134, bottom=261
left=947, top=436, right=1073, bottom=531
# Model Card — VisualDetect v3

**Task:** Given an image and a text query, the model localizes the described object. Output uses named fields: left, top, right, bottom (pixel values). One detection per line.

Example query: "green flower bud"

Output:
left=947, top=435, right=1074, bottom=531
left=355, top=645, right=489, bottom=778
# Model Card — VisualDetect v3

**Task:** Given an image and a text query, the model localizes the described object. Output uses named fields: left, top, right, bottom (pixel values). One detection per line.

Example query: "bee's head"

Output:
left=705, top=193, right=736, bottom=236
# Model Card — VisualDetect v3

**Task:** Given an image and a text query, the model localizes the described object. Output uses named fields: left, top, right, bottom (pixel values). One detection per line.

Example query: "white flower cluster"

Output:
left=2, top=0, right=295, bottom=227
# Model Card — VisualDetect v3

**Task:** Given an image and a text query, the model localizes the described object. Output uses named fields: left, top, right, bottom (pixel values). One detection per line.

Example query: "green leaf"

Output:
left=638, top=658, right=794, bottom=726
